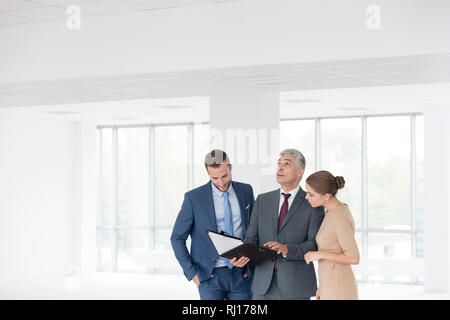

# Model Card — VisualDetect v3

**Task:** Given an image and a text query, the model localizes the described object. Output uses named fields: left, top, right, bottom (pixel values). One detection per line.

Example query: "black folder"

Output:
left=206, top=229, right=277, bottom=266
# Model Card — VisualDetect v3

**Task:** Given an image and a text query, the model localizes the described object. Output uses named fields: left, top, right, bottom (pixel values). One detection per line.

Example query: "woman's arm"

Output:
left=305, top=208, right=360, bottom=266
left=304, top=250, right=359, bottom=265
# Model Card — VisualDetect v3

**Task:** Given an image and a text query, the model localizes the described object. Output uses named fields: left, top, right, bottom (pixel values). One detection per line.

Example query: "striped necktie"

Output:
left=223, top=191, right=234, bottom=269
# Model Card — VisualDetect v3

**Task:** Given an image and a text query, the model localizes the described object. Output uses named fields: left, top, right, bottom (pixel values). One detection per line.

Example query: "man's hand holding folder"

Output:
left=230, top=242, right=287, bottom=267
left=264, top=241, right=288, bottom=256
left=229, top=256, right=251, bottom=268
left=206, top=230, right=278, bottom=266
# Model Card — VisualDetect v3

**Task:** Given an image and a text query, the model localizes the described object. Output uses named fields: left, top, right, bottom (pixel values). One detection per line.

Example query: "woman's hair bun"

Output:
left=335, top=176, right=345, bottom=189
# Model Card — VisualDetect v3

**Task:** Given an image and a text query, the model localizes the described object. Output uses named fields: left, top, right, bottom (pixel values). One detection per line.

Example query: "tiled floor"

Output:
left=1, top=273, right=449, bottom=300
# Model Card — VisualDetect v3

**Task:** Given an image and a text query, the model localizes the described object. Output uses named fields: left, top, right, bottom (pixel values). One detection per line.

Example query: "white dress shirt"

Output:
left=278, top=184, right=300, bottom=216
left=278, top=184, right=300, bottom=258
left=211, top=182, right=243, bottom=268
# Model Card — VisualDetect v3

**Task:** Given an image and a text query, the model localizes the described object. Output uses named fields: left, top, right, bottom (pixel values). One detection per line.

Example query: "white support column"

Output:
left=74, top=121, right=98, bottom=277
left=209, top=92, right=280, bottom=195
left=424, top=105, right=450, bottom=292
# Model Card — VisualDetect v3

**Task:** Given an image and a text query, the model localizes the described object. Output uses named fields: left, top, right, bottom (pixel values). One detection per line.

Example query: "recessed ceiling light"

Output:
left=155, top=105, right=191, bottom=110
left=335, top=107, right=372, bottom=111
left=43, top=111, right=81, bottom=115
left=281, top=98, right=322, bottom=103
left=112, top=117, right=138, bottom=121
left=255, top=82, right=285, bottom=87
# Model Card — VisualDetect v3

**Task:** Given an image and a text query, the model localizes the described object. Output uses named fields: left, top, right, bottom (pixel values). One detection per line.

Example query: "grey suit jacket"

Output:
left=244, top=187, right=325, bottom=299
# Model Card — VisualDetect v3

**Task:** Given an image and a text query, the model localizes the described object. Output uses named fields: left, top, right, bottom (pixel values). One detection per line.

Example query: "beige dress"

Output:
left=316, top=204, right=359, bottom=300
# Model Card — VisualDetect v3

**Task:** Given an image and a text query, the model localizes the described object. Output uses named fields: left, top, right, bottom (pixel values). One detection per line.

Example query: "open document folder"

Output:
left=206, top=229, right=277, bottom=266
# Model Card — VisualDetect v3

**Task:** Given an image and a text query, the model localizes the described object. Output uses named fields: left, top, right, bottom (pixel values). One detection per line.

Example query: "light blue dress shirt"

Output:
left=211, top=182, right=242, bottom=268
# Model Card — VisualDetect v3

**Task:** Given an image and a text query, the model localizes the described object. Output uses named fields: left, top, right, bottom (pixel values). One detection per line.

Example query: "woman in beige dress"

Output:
left=303, top=171, right=360, bottom=300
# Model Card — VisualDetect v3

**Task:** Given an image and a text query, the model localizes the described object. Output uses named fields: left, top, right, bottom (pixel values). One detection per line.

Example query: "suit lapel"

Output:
left=270, top=189, right=281, bottom=238
left=279, top=187, right=306, bottom=232
left=232, top=182, right=248, bottom=235
left=205, top=181, right=218, bottom=231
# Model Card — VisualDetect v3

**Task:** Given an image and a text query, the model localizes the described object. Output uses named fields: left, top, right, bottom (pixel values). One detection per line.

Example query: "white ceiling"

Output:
left=3, top=81, right=449, bottom=126
left=0, top=0, right=239, bottom=27
left=1, top=53, right=450, bottom=109
left=1, top=2, right=449, bottom=124
left=0, top=95, right=211, bottom=125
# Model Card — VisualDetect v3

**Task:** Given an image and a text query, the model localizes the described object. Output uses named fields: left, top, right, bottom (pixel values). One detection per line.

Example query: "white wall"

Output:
left=424, top=105, right=450, bottom=292
left=0, top=114, right=97, bottom=283
left=74, top=121, right=98, bottom=277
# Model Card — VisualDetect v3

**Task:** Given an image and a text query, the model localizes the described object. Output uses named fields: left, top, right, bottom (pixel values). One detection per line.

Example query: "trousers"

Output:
left=198, top=267, right=252, bottom=300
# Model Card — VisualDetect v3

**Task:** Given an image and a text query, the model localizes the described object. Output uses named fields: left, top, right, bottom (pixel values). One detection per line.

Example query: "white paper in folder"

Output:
left=207, top=231, right=243, bottom=255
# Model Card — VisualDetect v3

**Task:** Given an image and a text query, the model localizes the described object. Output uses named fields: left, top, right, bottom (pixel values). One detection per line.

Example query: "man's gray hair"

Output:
left=279, top=148, right=306, bottom=169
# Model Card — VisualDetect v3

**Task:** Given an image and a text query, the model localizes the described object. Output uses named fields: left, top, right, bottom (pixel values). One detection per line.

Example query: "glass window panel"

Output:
left=155, top=125, right=189, bottom=226
left=280, top=120, right=315, bottom=189
left=416, top=232, right=424, bottom=259
left=193, top=124, right=210, bottom=188
left=117, top=229, right=150, bottom=272
left=96, top=227, right=113, bottom=272
left=367, top=116, right=411, bottom=229
left=353, top=232, right=364, bottom=281
left=416, top=115, right=424, bottom=231
left=99, top=128, right=113, bottom=226
left=321, top=118, right=362, bottom=229
left=354, top=273, right=364, bottom=282
left=368, top=233, right=411, bottom=259
left=390, top=275, right=414, bottom=284
left=117, top=127, right=149, bottom=226
left=355, top=231, right=363, bottom=257
left=154, top=229, right=173, bottom=251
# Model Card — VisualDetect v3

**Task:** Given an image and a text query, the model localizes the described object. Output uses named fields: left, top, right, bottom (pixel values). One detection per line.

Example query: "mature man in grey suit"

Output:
left=231, top=149, right=325, bottom=300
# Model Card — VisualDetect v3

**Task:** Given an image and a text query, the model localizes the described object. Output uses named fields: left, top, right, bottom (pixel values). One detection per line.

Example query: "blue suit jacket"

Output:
left=170, top=181, right=255, bottom=282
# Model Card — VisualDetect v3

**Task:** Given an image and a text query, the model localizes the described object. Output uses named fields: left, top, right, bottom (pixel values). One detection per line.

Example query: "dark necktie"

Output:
left=278, top=193, right=291, bottom=231
left=275, top=193, right=291, bottom=270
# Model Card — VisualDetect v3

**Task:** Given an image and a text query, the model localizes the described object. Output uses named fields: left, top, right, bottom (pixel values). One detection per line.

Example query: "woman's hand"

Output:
left=304, top=251, right=322, bottom=264
left=315, top=288, right=320, bottom=300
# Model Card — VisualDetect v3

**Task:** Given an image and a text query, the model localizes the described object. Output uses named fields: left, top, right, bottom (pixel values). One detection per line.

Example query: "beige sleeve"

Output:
left=335, top=214, right=360, bottom=260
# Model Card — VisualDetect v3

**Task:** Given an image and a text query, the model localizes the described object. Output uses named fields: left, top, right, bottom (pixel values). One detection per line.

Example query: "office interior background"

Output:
left=1, top=0, right=450, bottom=299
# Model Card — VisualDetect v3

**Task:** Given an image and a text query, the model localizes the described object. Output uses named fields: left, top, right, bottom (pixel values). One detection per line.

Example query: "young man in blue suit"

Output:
left=171, top=149, right=255, bottom=300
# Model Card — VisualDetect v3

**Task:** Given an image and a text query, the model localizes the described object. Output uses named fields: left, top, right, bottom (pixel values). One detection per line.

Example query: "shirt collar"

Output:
left=280, top=184, right=300, bottom=200
left=211, top=181, right=234, bottom=196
